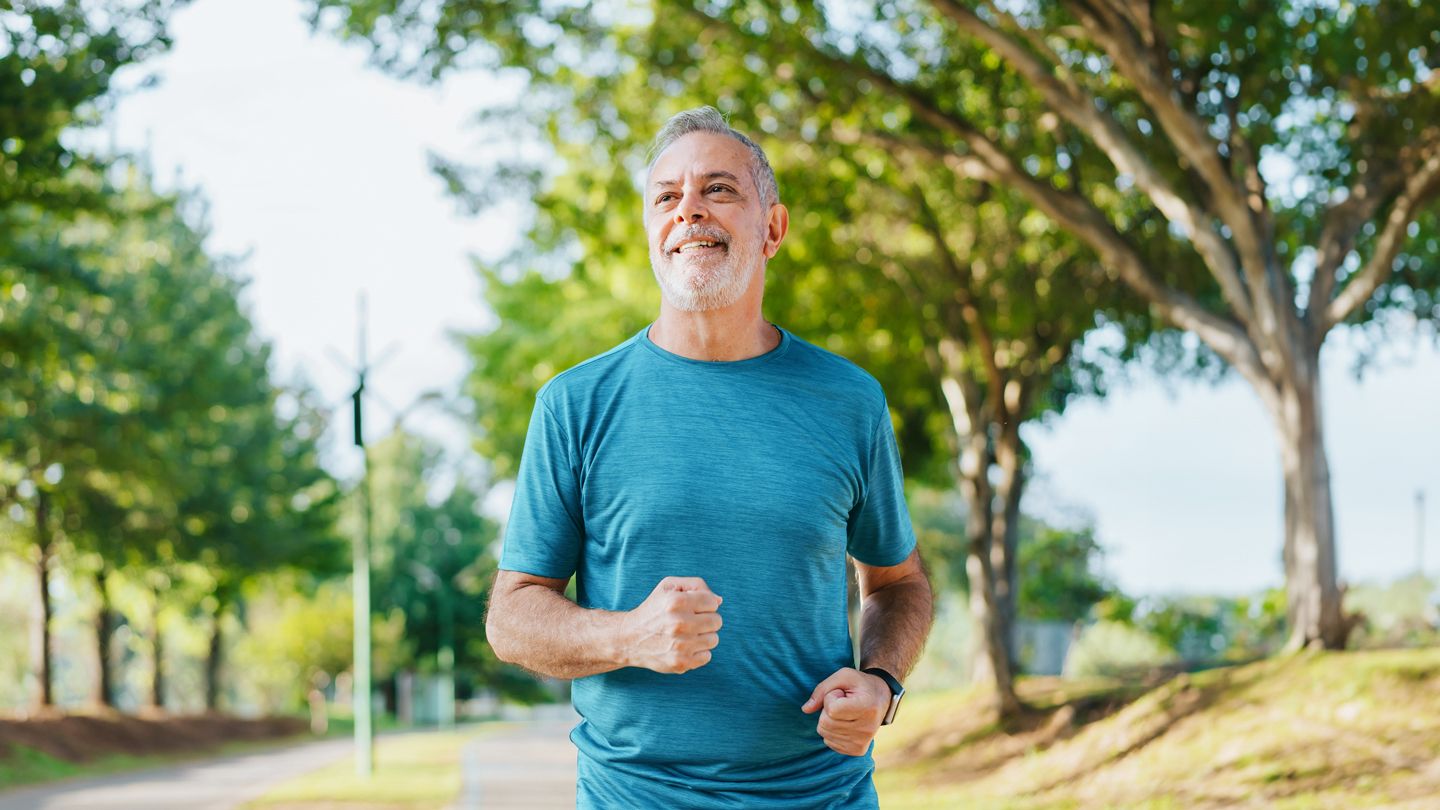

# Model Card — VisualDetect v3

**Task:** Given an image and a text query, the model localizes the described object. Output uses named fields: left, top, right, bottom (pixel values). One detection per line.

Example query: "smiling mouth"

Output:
left=672, top=240, right=726, bottom=255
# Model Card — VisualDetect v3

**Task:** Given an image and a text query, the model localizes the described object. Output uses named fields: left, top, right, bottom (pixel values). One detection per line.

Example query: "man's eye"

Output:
left=656, top=193, right=675, bottom=204
left=709, top=185, right=730, bottom=193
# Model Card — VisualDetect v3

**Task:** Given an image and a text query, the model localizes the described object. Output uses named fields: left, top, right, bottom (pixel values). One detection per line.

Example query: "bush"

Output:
left=1064, top=620, right=1177, bottom=678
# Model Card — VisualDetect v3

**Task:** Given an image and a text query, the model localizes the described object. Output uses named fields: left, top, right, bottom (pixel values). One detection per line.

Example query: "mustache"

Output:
left=664, top=225, right=730, bottom=253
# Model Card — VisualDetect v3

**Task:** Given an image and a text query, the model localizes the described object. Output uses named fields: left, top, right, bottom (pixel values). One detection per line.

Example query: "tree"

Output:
left=309, top=0, right=1170, bottom=715
left=1, top=0, right=189, bottom=708
left=318, top=0, right=1440, bottom=650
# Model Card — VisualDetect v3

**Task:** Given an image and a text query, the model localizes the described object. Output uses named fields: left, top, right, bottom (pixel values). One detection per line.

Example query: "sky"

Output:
left=100, top=0, right=1440, bottom=597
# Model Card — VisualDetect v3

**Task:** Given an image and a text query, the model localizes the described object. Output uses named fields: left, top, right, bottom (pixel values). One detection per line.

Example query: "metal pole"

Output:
left=352, top=294, right=375, bottom=777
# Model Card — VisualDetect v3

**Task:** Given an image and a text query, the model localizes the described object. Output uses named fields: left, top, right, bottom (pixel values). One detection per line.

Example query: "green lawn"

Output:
left=874, top=649, right=1440, bottom=809
left=244, top=724, right=511, bottom=810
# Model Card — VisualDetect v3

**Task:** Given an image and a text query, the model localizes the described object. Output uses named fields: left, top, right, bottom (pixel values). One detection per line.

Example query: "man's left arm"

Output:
left=802, top=549, right=934, bottom=756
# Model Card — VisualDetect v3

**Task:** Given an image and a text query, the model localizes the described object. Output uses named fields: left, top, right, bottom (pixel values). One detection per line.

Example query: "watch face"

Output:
left=882, top=692, right=902, bottom=725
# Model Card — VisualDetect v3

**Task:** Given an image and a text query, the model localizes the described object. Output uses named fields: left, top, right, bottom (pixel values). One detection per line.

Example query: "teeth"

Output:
left=678, top=241, right=717, bottom=252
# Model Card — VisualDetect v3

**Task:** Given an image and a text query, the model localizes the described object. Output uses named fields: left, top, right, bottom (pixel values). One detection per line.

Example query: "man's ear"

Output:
left=763, top=203, right=790, bottom=259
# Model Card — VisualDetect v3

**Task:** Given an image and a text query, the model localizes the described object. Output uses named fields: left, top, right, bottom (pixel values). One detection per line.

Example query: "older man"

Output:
left=486, top=106, right=933, bottom=808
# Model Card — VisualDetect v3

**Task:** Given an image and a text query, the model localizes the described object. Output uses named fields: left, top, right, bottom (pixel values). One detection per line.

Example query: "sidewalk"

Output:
left=0, top=736, right=354, bottom=810
left=450, top=704, right=578, bottom=810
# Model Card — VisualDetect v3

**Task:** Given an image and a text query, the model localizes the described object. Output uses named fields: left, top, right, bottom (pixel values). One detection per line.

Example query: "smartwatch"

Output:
left=861, top=666, right=905, bottom=725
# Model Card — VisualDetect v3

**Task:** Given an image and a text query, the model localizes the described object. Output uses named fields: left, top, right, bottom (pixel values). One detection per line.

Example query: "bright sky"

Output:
left=102, top=0, right=1440, bottom=597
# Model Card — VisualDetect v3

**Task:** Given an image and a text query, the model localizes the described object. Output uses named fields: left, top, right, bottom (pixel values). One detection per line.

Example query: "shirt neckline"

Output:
left=637, top=322, right=792, bottom=368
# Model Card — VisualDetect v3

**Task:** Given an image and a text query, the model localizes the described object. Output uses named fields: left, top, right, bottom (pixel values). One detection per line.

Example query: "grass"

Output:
left=243, top=723, right=510, bottom=810
left=873, top=648, right=1440, bottom=809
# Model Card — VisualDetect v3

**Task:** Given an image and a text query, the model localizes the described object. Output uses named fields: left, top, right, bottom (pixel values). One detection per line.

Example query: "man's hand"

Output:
left=801, top=667, right=891, bottom=756
left=623, top=576, right=723, bottom=674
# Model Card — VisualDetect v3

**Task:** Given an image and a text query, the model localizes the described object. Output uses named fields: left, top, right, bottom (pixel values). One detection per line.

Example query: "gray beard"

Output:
left=651, top=242, right=761, bottom=312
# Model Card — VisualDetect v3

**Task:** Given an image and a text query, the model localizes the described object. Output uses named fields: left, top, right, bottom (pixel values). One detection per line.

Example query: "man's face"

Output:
left=645, top=132, right=782, bottom=312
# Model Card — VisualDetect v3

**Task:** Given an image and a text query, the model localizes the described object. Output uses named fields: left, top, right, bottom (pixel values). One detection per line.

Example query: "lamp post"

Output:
left=350, top=297, right=375, bottom=777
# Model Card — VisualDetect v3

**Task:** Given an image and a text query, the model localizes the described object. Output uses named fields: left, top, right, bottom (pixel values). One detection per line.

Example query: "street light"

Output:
left=337, top=290, right=451, bottom=776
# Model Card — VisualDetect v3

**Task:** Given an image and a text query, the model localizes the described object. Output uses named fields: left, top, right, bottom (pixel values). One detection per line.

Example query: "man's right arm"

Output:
left=485, top=570, right=723, bottom=680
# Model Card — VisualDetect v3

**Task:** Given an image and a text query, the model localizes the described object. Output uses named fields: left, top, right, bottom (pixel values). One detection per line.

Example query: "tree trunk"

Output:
left=958, top=430, right=1022, bottom=718
left=205, top=597, right=224, bottom=712
left=149, top=585, right=165, bottom=711
left=32, top=490, right=54, bottom=710
left=94, top=566, right=116, bottom=709
left=991, top=416, right=1025, bottom=672
left=1273, top=360, right=1345, bottom=650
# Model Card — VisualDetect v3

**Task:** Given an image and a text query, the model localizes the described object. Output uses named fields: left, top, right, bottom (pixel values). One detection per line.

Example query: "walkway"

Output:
left=0, top=736, right=354, bottom=810
left=450, top=704, right=578, bottom=809
left=0, top=708, right=579, bottom=810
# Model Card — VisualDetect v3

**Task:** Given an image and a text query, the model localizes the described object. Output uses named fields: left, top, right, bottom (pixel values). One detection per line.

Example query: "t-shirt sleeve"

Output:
left=499, top=393, right=584, bottom=579
left=846, top=402, right=918, bottom=567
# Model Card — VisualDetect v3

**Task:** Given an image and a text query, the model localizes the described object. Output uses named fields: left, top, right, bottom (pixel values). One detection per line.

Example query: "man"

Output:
left=485, top=106, right=934, bottom=808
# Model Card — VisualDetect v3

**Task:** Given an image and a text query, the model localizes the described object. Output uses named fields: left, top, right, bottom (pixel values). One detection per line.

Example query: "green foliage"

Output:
left=906, top=485, right=969, bottom=590
left=1093, top=590, right=1289, bottom=666
left=1017, top=523, right=1112, bottom=622
left=0, top=0, right=189, bottom=226
left=230, top=576, right=410, bottom=714
left=353, top=428, right=548, bottom=702
left=2, top=89, right=341, bottom=712
left=910, top=489, right=1111, bottom=622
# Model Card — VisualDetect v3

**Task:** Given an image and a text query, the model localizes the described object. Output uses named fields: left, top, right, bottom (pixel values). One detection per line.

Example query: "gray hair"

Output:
left=645, top=106, right=780, bottom=209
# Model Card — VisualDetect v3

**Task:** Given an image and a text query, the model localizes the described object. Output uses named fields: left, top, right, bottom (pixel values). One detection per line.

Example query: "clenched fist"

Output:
left=801, top=668, right=890, bottom=756
left=623, top=576, right=723, bottom=674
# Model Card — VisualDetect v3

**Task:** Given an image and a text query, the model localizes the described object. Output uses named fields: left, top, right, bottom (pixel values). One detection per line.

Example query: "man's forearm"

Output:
left=858, top=576, right=934, bottom=678
left=486, top=583, right=632, bottom=680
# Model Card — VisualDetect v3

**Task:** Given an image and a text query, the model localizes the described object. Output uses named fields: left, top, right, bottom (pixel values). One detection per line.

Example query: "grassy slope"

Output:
left=874, top=649, right=1440, bottom=809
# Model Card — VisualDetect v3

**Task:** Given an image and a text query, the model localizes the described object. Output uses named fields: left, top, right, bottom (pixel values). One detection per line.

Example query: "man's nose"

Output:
left=673, top=194, right=707, bottom=224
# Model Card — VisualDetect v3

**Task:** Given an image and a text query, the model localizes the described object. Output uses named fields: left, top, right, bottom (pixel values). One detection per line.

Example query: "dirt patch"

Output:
left=0, top=709, right=307, bottom=763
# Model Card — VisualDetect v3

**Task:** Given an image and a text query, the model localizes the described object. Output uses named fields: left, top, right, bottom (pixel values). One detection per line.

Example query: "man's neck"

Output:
left=649, top=306, right=780, bottom=362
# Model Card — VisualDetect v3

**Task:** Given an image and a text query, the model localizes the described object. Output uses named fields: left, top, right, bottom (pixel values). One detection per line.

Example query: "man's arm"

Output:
left=856, top=547, right=934, bottom=677
left=802, top=549, right=933, bottom=756
left=485, top=570, right=724, bottom=680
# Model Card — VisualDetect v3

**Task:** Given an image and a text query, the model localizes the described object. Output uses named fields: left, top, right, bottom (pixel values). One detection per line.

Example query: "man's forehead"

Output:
left=649, top=170, right=743, bottom=189
left=648, top=133, right=754, bottom=187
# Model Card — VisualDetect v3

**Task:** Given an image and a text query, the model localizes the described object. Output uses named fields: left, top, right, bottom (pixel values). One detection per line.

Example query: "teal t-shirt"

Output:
left=500, top=324, right=917, bottom=808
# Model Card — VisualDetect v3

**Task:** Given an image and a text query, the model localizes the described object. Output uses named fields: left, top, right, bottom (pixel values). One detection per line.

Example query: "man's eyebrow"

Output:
left=650, top=171, right=744, bottom=189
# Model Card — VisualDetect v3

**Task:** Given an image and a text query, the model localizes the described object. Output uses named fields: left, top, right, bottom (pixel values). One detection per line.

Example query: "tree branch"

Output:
left=935, top=0, right=1257, bottom=330
left=1307, top=165, right=1405, bottom=329
left=1323, top=146, right=1440, bottom=333
left=680, top=2, right=1264, bottom=382
left=1061, top=0, right=1288, bottom=358
left=912, top=183, right=1007, bottom=403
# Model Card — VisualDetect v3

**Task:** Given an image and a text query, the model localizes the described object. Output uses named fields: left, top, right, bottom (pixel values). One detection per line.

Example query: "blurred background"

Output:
left=3, top=0, right=1440, bottom=807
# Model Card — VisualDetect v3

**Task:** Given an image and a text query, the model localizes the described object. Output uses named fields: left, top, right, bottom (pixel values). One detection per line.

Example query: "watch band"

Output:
left=861, top=667, right=905, bottom=725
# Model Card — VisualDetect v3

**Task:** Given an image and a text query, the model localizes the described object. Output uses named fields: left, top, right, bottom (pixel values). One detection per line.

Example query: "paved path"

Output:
left=0, top=736, right=354, bottom=810
left=0, top=709, right=580, bottom=810
left=451, top=706, right=578, bottom=810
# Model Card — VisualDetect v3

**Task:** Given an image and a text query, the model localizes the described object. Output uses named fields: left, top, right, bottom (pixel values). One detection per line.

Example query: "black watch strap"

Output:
left=861, top=667, right=905, bottom=725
